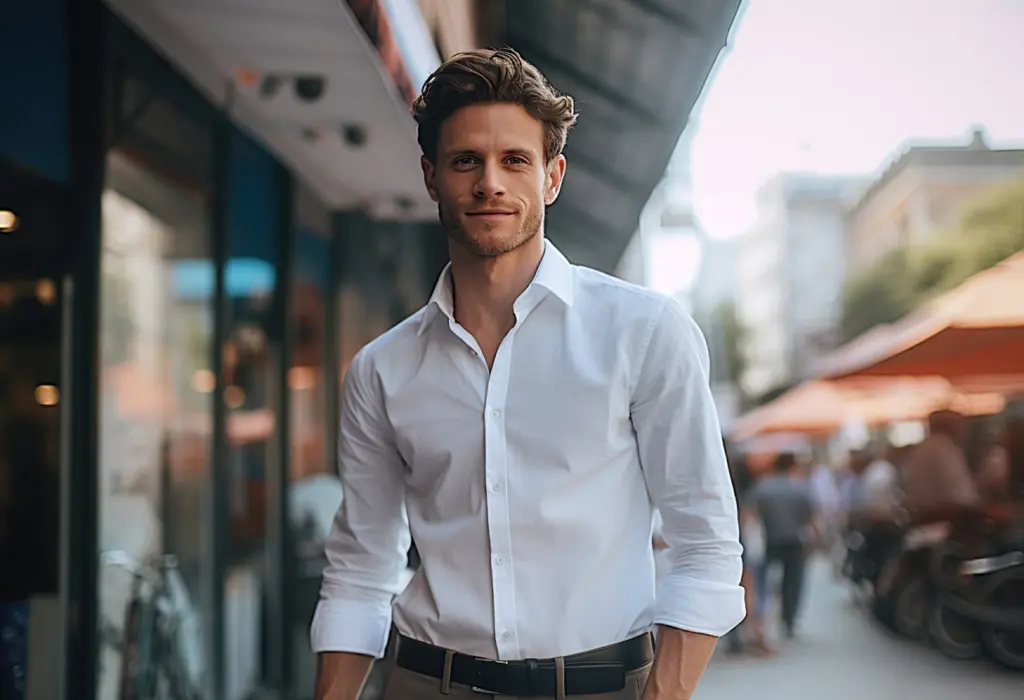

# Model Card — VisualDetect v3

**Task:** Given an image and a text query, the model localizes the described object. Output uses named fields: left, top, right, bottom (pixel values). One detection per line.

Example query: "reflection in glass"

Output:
left=0, top=278, right=62, bottom=602
left=289, top=185, right=335, bottom=691
left=221, top=131, right=281, bottom=699
left=96, top=150, right=213, bottom=699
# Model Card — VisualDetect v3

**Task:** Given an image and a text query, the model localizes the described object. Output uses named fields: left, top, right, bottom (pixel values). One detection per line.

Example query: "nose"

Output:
left=472, top=159, right=506, bottom=199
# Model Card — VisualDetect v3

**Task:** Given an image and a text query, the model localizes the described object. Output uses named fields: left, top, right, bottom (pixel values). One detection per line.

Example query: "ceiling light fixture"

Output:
left=294, top=75, right=326, bottom=102
left=342, top=124, right=368, bottom=148
left=0, top=209, right=19, bottom=234
left=259, top=75, right=283, bottom=98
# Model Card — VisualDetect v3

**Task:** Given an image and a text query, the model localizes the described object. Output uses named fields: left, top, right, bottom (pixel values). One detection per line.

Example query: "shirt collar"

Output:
left=418, top=239, right=575, bottom=335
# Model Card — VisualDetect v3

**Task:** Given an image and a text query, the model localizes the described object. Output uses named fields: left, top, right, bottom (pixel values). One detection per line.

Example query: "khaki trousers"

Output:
left=382, top=663, right=652, bottom=700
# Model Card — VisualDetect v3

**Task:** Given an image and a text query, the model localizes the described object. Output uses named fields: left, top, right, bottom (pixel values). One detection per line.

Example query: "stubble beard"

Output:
left=439, top=202, right=543, bottom=258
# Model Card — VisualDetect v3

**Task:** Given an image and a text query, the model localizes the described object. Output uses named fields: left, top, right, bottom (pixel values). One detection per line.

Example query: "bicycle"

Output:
left=100, top=550, right=205, bottom=700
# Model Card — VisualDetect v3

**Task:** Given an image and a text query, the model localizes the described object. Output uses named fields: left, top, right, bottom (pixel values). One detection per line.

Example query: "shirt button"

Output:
left=500, top=631, right=512, bottom=642
left=490, top=481, right=502, bottom=493
left=495, top=555, right=506, bottom=565
left=489, top=409, right=501, bottom=419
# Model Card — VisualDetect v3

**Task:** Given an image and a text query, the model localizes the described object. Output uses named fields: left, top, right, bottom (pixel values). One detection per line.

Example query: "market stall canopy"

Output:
left=819, top=251, right=1024, bottom=379
left=730, top=378, right=1006, bottom=440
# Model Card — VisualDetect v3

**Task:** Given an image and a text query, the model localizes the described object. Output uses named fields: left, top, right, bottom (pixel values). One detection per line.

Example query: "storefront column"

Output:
left=271, top=170, right=296, bottom=698
left=207, top=101, right=232, bottom=700
left=64, top=0, right=105, bottom=697
left=325, top=214, right=347, bottom=476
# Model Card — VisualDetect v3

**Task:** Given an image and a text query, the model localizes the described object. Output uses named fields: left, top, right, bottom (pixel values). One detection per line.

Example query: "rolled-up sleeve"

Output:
left=310, top=348, right=411, bottom=658
left=631, top=299, right=745, bottom=637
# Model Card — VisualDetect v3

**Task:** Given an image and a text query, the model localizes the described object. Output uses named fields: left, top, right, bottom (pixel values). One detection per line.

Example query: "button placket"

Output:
left=483, top=329, right=519, bottom=658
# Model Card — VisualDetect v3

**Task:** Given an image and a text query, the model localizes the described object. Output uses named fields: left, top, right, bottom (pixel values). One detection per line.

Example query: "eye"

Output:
left=505, top=155, right=528, bottom=166
left=452, top=156, right=478, bottom=168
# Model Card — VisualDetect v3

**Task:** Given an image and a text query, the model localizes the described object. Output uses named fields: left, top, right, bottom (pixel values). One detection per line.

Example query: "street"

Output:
left=696, top=559, right=1023, bottom=700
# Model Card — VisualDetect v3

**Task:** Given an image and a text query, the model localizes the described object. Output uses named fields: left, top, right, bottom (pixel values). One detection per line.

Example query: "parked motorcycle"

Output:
left=980, top=558, right=1024, bottom=669
left=925, top=538, right=986, bottom=660
left=873, top=522, right=951, bottom=638
left=844, top=521, right=904, bottom=604
left=926, top=523, right=1024, bottom=667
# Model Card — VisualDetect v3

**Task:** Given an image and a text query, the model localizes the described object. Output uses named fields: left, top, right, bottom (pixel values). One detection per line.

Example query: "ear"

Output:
left=421, top=156, right=439, bottom=202
left=544, top=154, right=567, bottom=206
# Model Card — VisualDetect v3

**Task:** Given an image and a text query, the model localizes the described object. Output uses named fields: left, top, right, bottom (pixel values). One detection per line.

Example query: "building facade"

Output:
left=1, top=2, right=452, bottom=699
left=846, top=128, right=1024, bottom=272
left=736, top=173, right=864, bottom=399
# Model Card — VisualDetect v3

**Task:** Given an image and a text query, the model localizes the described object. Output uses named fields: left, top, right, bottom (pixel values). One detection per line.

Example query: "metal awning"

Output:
left=104, top=0, right=441, bottom=220
left=502, top=0, right=742, bottom=272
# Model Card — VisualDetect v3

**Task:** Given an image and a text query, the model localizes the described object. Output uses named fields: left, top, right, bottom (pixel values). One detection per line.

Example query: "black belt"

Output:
left=395, top=632, right=654, bottom=696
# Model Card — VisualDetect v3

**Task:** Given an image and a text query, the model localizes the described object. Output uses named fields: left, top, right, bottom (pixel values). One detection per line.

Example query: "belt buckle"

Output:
left=471, top=657, right=507, bottom=694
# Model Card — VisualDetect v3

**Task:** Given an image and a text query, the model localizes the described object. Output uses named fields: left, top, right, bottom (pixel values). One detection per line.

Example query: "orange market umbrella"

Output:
left=822, top=252, right=1024, bottom=379
left=731, top=381, right=854, bottom=440
left=949, top=374, right=1024, bottom=398
left=842, top=378, right=1006, bottom=424
left=731, top=378, right=1005, bottom=440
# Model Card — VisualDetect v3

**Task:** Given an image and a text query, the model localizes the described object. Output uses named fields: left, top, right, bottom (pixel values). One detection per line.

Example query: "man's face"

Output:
left=421, top=103, right=566, bottom=257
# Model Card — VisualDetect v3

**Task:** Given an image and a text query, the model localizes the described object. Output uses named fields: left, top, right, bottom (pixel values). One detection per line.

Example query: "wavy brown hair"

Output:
left=412, top=48, right=578, bottom=164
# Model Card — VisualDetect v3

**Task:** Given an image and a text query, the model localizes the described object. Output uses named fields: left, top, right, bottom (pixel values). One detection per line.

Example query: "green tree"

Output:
left=841, top=176, right=1024, bottom=342
left=840, top=247, right=917, bottom=342
left=714, top=298, right=747, bottom=386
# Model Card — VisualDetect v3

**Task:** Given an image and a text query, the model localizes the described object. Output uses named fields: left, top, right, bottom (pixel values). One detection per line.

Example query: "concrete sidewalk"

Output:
left=696, top=558, right=1023, bottom=700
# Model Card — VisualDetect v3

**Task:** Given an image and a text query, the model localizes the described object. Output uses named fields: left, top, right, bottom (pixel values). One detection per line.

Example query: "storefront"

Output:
left=0, top=1, right=445, bottom=698
left=2, top=0, right=742, bottom=697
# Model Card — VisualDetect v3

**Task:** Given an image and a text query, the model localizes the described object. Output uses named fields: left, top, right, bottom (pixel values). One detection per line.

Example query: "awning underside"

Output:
left=504, top=0, right=742, bottom=273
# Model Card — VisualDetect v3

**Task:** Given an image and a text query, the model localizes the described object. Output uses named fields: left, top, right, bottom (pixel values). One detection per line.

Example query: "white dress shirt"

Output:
left=311, top=241, right=744, bottom=661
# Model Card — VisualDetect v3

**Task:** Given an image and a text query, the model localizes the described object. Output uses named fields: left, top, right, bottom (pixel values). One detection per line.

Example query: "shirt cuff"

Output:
left=310, top=598, right=394, bottom=658
left=653, top=575, right=747, bottom=637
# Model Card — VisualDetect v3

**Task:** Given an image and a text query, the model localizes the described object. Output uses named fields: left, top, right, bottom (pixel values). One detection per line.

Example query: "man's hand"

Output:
left=642, top=626, right=717, bottom=700
left=314, top=652, right=375, bottom=700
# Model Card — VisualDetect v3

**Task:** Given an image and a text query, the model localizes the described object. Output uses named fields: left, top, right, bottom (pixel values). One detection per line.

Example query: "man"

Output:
left=312, top=49, right=743, bottom=700
left=807, top=453, right=842, bottom=572
left=748, top=452, right=818, bottom=640
left=858, top=442, right=900, bottom=520
left=903, top=410, right=980, bottom=525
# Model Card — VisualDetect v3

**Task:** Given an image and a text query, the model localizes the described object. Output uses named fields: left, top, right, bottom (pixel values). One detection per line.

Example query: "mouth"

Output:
left=465, top=210, right=515, bottom=218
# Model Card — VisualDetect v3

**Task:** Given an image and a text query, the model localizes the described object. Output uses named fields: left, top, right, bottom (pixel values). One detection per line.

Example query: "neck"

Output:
left=448, top=234, right=545, bottom=333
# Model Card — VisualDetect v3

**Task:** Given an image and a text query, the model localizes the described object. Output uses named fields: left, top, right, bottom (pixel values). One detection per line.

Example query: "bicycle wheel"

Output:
left=119, top=597, right=162, bottom=700
left=154, top=618, right=203, bottom=700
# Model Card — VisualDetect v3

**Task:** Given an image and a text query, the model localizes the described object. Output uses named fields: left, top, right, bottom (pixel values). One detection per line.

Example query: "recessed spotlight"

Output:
left=0, top=210, right=18, bottom=234
left=342, top=124, right=368, bottom=148
left=294, top=76, right=325, bottom=102
left=259, top=75, right=282, bottom=99
left=35, top=384, right=60, bottom=406
left=36, top=279, right=56, bottom=305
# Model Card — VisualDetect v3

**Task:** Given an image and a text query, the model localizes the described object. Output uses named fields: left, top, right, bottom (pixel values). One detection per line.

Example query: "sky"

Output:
left=687, top=0, right=1024, bottom=241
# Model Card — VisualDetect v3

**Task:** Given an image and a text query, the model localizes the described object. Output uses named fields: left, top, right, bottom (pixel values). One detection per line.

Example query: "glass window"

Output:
left=221, top=129, right=282, bottom=699
left=96, top=89, right=215, bottom=700
left=0, top=0, right=69, bottom=183
left=0, top=164, right=66, bottom=700
left=290, top=187, right=331, bottom=483
left=289, top=183, right=333, bottom=691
